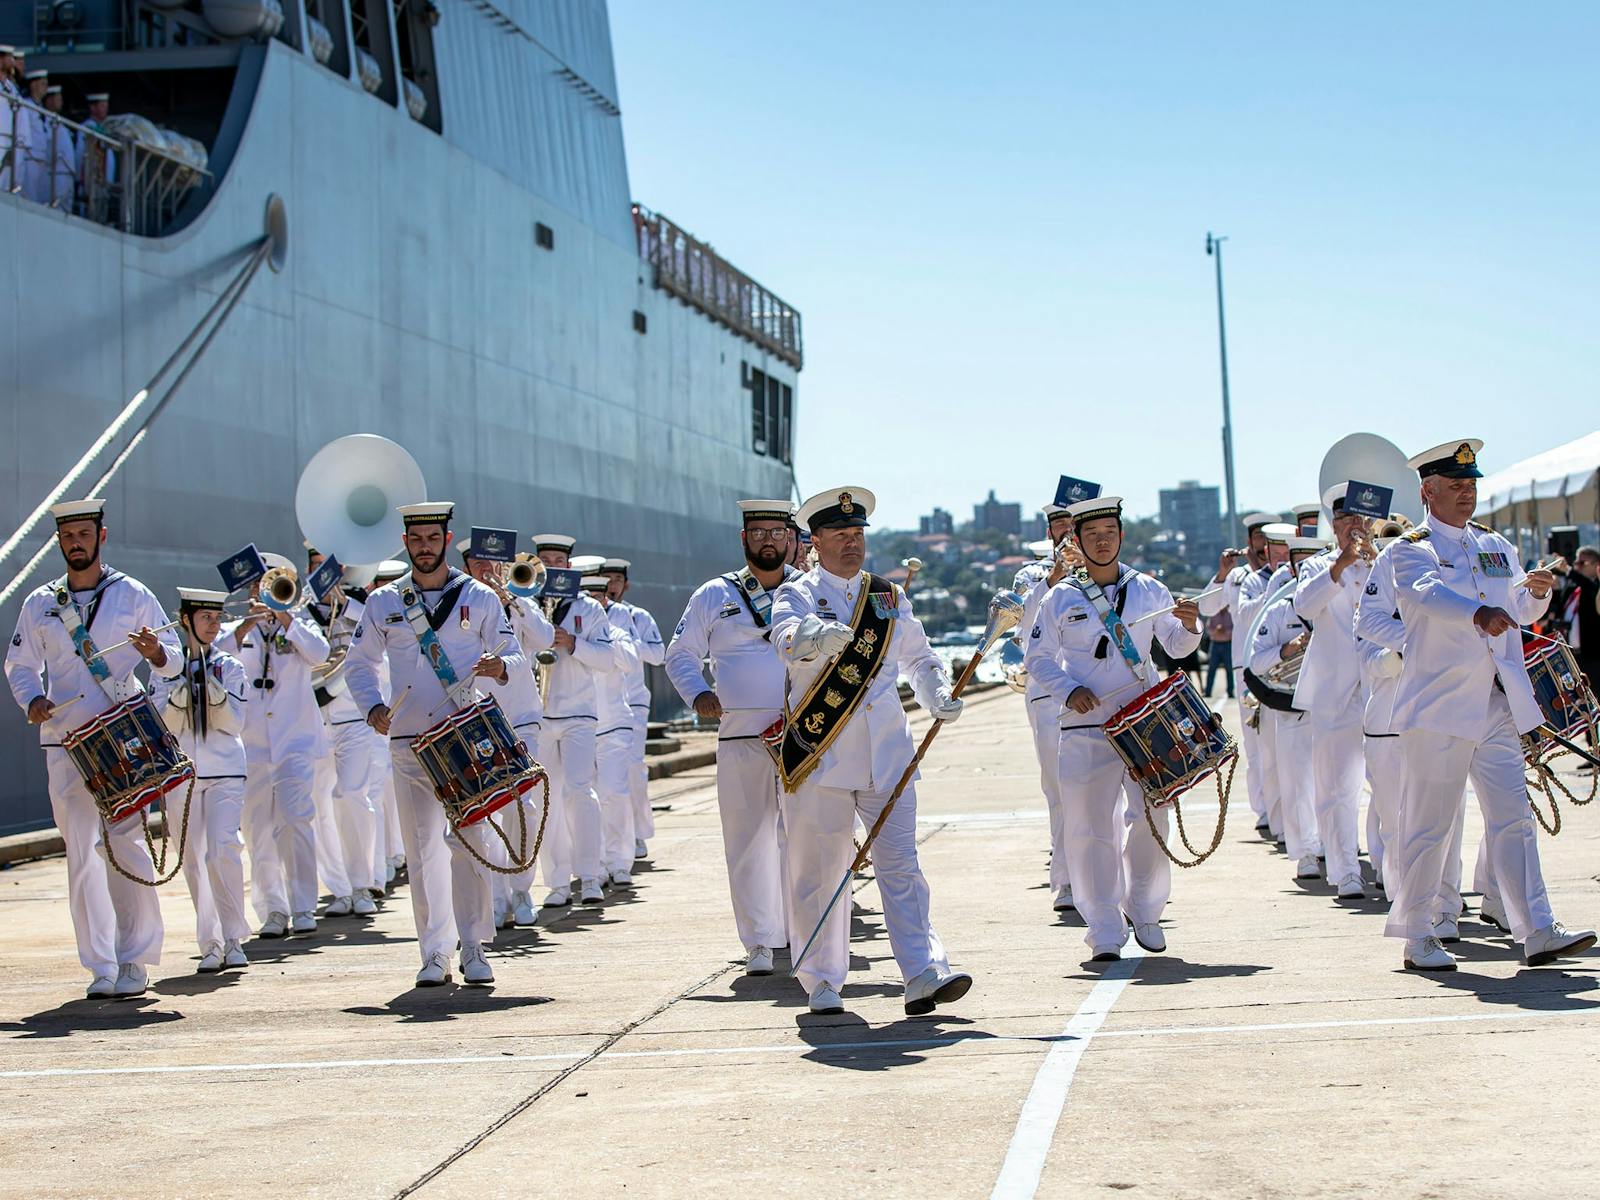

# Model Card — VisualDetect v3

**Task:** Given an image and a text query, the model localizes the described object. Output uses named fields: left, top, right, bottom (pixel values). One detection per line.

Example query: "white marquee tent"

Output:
left=1476, top=430, right=1600, bottom=561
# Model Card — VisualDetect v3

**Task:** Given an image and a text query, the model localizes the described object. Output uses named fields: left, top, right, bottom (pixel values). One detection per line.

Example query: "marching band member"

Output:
left=1011, top=503, right=1077, bottom=914
left=582, top=571, right=642, bottom=887
left=346, top=503, right=525, bottom=986
left=1025, top=495, right=1203, bottom=960
left=5, top=500, right=178, bottom=998
left=1291, top=485, right=1376, bottom=900
left=601, top=558, right=664, bottom=861
left=150, top=588, right=251, bottom=972
left=528, top=535, right=616, bottom=907
left=770, top=487, right=970, bottom=1015
left=367, top=558, right=410, bottom=887
left=1248, top=535, right=1328, bottom=885
left=1383, top=439, right=1593, bottom=971
left=231, top=553, right=330, bottom=939
left=666, top=500, right=798, bottom=976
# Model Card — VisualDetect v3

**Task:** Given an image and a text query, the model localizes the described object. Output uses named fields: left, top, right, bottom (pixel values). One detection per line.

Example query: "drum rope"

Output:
left=1144, top=752, right=1235, bottom=869
left=101, top=774, right=195, bottom=887
left=448, top=769, right=551, bottom=877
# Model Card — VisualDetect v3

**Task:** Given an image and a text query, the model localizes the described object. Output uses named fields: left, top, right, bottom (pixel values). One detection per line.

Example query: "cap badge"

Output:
left=838, top=491, right=854, bottom=514
left=1454, top=443, right=1476, bottom=466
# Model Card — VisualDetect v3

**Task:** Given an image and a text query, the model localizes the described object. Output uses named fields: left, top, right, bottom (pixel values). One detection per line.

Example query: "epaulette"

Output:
left=1401, top=528, right=1430, bottom=543
left=1468, top=520, right=1493, bottom=534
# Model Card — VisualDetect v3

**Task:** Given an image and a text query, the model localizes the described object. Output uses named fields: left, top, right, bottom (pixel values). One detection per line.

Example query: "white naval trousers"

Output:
left=491, top=723, right=545, bottom=912
left=596, top=724, right=638, bottom=877
left=1385, top=689, right=1554, bottom=942
left=538, top=717, right=603, bottom=889
left=1056, top=728, right=1171, bottom=951
left=176, top=778, right=249, bottom=952
left=46, top=748, right=164, bottom=974
left=389, top=745, right=497, bottom=961
left=1027, top=696, right=1070, bottom=892
left=780, top=779, right=949, bottom=997
left=243, top=749, right=319, bottom=921
left=368, top=737, right=403, bottom=869
left=1364, top=734, right=1402, bottom=890
left=313, top=720, right=380, bottom=898
left=630, top=705, right=654, bottom=842
left=1311, top=692, right=1365, bottom=885
left=1261, top=708, right=1321, bottom=863
left=1236, top=668, right=1272, bottom=826
left=713, top=737, right=788, bottom=952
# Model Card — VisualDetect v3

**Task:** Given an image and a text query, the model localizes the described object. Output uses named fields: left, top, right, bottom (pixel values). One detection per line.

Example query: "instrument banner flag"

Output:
left=541, top=567, right=582, bottom=600
left=216, top=544, right=267, bottom=592
left=469, top=527, right=517, bottom=564
left=1053, top=475, right=1102, bottom=509
left=306, top=554, right=343, bottom=602
left=1343, top=480, right=1394, bottom=521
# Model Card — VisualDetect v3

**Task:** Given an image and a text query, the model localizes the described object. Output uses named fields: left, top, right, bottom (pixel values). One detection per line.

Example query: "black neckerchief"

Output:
left=410, top=569, right=471, bottom=632
left=550, top=598, right=574, bottom=627
left=56, top=566, right=125, bottom=633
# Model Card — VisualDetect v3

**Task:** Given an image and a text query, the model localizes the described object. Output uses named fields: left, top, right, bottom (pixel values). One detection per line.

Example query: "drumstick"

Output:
left=427, top=640, right=510, bottom=719
left=88, top=620, right=181, bottom=661
left=1126, top=586, right=1223, bottom=626
left=387, top=685, right=412, bottom=721
left=1518, top=558, right=1561, bottom=589
left=51, top=693, right=87, bottom=713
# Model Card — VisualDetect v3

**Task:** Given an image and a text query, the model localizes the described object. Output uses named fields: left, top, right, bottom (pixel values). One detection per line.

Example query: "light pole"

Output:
left=1206, top=232, right=1239, bottom=544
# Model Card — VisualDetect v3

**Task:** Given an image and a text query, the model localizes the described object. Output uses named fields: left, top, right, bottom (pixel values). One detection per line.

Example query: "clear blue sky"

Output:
left=611, top=3, right=1598, bottom=530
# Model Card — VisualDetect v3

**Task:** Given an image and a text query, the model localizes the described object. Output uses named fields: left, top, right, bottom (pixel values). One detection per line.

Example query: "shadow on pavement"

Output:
left=1126, top=955, right=1271, bottom=986
left=343, top=987, right=554, bottom=1023
left=794, top=1013, right=997, bottom=1071
left=153, top=971, right=248, bottom=997
left=1424, top=967, right=1600, bottom=1011
left=2, top=996, right=185, bottom=1039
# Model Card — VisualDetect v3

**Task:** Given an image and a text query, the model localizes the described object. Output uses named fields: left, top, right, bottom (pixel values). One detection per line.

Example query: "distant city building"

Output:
left=919, top=506, right=955, bottom=536
left=973, top=489, right=1022, bottom=537
left=1159, top=480, right=1224, bottom=569
left=1020, top=513, right=1046, bottom=542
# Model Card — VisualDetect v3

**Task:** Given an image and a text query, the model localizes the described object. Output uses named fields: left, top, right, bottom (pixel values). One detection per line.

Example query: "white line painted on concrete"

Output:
left=990, top=947, right=1147, bottom=1200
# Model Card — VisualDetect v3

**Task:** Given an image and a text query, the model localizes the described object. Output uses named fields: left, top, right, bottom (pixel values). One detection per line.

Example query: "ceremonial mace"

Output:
left=790, top=586, right=1025, bottom=975
left=901, top=557, right=924, bottom=590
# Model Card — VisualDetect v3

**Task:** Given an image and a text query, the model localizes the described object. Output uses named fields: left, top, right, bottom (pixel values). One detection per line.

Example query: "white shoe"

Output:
left=808, top=984, right=844, bottom=1014
left=610, top=870, right=633, bottom=888
left=385, top=860, right=398, bottom=885
left=197, top=944, right=224, bottom=974
left=113, top=963, right=149, bottom=996
left=258, top=911, right=289, bottom=939
left=1295, top=856, right=1321, bottom=880
left=746, top=946, right=775, bottom=976
left=511, top=890, right=538, bottom=926
left=1404, top=935, right=1457, bottom=971
left=388, top=853, right=406, bottom=872
left=579, top=878, right=605, bottom=905
left=222, top=939, right=248, bottom=969
left=291, top=912, right=318, bottom=935
left=324, top=895, right=354, bottom=918
left=353, top=892, right=377, bottom=916
left=542, top=887, right=572, bottom=908
left=415, top=951, right=452, bottom=987
left=1479, top=897, right=1511, bottom=933
left=1090, top=945, right=1122, bottom=963
left=1432, top=915, right=1461, bottom=944
left=460, top=944, right=495, bottom=985
left=903, top=966, right=973, bottom=1015
left=1337, top=875, right=1367, bottom=900
left=1052, top=885, right=1075, bottom=912
left=1524, top=922, right=1598, bottom=967
left=86, top=974, right=116, bottom=998
left=1129, top=921, right=1166, bottom=953
left=494, top=902, right=514, bottom=929
left=634, top=838, right=648, bottom=860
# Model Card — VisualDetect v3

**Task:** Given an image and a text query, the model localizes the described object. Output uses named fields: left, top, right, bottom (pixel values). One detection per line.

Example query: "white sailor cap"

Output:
left=1042, top=504, right=1071, bottom=520
left=1066, top=496, right=1123, bottom=525
left=797, top=486, right=874, bottom=533
left=46, top=85, right=61, bottom=95
left=398, top=501, right=453, bottom=527
left=86, top=92, right=110, bottom=102
left=24, top=69, right=46, bottom=80
left=569, top=554, right=606, bottom=574
left=601, top=557, right=630, bottom=576
left=1241, top=511, right=1277, bottom=531
left=50, top=499, right=106, bottom=525
left=1290, top=501, right=1322, bottom=522
left=1407, top=438, right=1484, bottom=480
left=374, top=558, right=408, bottom=582
left=1260, top=522, right=1297, bottom=545
left=1027, top=538, right=1055, bottom=558
left=261, top=552, right=297, bottom=577
left=1321, top=482, right=1353, bottom=514
left=579, top=573, right=609, bottom=592
left=0, top=46, right=15, bottom=56
left=737, top=499, right=797, bottom=523
left=1287, top=536, right=1328, bottom=555
left=532, top=533, right=576, bottom=553
left=176, top=587, right=228, bottom=611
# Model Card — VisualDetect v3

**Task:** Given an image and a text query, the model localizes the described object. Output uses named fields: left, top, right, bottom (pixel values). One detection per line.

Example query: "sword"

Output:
left=1534, top=724, right=1600, bottom=770
left=790, top=587, right=1023, bottom=976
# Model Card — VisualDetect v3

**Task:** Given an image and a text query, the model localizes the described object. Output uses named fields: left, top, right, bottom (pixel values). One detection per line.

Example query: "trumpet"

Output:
left=508, top=556, right=546, bottom=598
left=260, top=565, right=303, bottom=612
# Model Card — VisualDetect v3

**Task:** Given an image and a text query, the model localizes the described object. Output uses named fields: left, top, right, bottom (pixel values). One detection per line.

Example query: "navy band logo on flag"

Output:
left=306, top=554, right=343, bottom=602
left=542, top=567, right=582, bottom=600
left=1343, top=480, right=1394, bottom=521
left=470, top=526, right=517, bottom=563
left=216, top=544, right=267, bottom=592
left=1053, top=475, right=1102, bottom=508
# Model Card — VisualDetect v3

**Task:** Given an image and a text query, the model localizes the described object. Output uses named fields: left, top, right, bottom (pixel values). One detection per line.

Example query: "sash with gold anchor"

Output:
left=764, top=572, right=897, bottom=792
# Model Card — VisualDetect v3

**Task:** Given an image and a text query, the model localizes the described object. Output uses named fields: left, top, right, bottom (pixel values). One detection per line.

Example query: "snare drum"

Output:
left=62, top=694, right=196, bottom=825
left=411, top=696, right=544, bottom=828
left=1104, top=673, right=1237, bottom=808
left=1524, top=637, right=1598, bottom=750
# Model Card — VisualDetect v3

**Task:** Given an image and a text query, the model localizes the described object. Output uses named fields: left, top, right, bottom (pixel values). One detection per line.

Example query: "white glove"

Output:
left=790, top=613, right=856, bottom=662
left=928, top=687, right=964, bottom=723
left=1376, top=648, right=1403, bottom=680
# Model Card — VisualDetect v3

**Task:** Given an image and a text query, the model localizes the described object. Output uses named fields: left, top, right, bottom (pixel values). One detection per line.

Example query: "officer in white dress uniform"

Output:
left=150, top=588, right=251, bottom=973
left=770, top=487, right=970, bottom=1015
left=1381, top=439, right=1594, bottom=971
left=601, top=558, right=664, bottom=860
left=1292, top=484, right=1378, bottom=900
left=346, top=502, right=525, bottom=986
left=460, top=539, right=554, bottom=929
left=1011, top=502, right=1077, bottom=913
left=1025, top=495, right=1203, bottom=960
left=1249, top=535, right=1328, bottom=883
left=529, top=535, right=617, bottom=908
left=666, top=499, right=798, bottom=976
left=577, top=571, right=641, bottom=885
left=6, top=500, right=180, bottom=997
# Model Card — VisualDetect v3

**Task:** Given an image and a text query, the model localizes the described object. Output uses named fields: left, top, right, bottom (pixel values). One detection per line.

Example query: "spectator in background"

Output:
left=42, top=86, right=75, bottom=208
left=1556, top=546, right=1600, bottom=773
left=21, top=69, right=50, bottom=204
left=1205, top=605, right=1235, bottom=698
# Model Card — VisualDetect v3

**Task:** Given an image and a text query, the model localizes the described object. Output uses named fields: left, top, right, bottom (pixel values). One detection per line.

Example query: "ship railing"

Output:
left=1, top=94, right=211, bottom=238
left=633, top=204, right=804, bottom=370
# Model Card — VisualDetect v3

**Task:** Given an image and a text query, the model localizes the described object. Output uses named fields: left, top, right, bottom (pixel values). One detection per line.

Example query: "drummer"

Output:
left=1024, top=494, right=1203, bottom=961
left=5, top=499, right=181, bottom=998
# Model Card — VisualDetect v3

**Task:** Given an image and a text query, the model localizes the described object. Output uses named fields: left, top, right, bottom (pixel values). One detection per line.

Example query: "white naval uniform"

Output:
left=1249, top=586, right=1324, bottom=866
left=230, top=613, right=330, bottom=922
left=48, top=114, right=75, bottom=207
left=1293, top=548, right=1372, bottom=887
left=18, top=94, right=46, bottom=203
left=1025, top=566, right=1201, bottom=952
left=6, top=567, right=179, bottom=976
left=594, top=603, right=640, bottom=877
left=308, top=599, right=381, bottom=901
left=770, top=567, right=954, bottom=996
left=1383, top=517, right=1553, bottom=944
left=491, top=594, right=554, bottom=908
left=1232, top=563, right=1279, bottom=831
left=1012, top=557, right=1071, bottom=896
left=535, top=592, right=615, bottom=891
left=150, top=646, right=251, bottom=953
left=0, top=82, right=16, bottom=193
left=621, top=601, right=664, bottom=842
left=345, top=572, right=526, bottom=964
left=665, top=570, right=792, bottom=953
